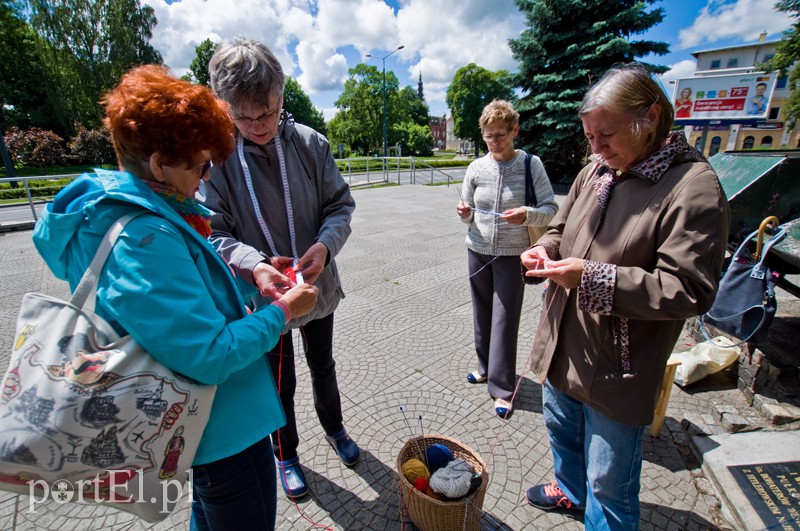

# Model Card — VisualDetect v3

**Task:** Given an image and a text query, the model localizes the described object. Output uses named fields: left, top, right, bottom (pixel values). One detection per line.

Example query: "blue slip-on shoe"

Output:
left=495, top=397, right=513, bottom=418
left=325, top=428, right=360, bottom=467
left=277, top=456, right=308, bottom=499
left=467, top=371, right=487, bottom=384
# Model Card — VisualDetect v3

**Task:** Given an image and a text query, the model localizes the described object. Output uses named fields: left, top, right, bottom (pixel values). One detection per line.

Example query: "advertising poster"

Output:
left=673, top=72, right=777, bottom=124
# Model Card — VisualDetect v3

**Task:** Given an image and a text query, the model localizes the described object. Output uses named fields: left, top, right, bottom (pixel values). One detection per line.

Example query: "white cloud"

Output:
left=656, top=60, right=699, bottom=98
left=677, top=0, right=791, bottom=50
left=144, top=0, right=524, bottom=115
left=660, top=60, right=699, bottom=86
left=295, top=41, right=350, bottom=93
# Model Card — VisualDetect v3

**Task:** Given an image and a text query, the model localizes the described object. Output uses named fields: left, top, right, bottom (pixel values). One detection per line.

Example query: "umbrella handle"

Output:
left=755, top=215, right=780, bottom=261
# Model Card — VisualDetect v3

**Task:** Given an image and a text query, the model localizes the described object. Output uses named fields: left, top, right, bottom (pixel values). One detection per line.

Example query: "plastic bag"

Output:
left=672, top=336, right=740, bottom=386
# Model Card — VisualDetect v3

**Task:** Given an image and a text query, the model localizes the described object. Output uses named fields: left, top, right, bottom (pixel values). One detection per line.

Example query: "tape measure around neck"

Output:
left=237, top=134, right=299, bottom=261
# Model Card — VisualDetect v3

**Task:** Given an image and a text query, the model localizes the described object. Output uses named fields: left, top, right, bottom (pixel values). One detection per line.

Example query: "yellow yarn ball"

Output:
left=402, top=458, right=430, bottom=483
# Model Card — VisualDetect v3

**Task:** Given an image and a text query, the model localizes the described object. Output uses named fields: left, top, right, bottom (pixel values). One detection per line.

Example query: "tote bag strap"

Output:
left=70, top=210, right=147, bottom=310
left=524, top=153, right=537, bottom=207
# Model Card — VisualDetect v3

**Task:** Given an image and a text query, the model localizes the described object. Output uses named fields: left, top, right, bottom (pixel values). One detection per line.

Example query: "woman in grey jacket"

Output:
left=202, top=37, right=358, bottom=501
left=456, top=100, right=558, bottom=417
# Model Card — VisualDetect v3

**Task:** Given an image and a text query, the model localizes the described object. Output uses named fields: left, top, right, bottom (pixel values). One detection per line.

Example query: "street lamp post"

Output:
left=366, top=45, right=404, bottom=158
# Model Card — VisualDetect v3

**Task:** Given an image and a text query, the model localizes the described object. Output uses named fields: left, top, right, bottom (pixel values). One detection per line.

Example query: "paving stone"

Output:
left=1, top=185, right=795, bottom=530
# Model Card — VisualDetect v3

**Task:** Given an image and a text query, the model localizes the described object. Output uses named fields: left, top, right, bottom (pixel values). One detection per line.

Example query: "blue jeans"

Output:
left=190, top=437, right=277, bottom=531
left=543, top=380, right=645, bottom=531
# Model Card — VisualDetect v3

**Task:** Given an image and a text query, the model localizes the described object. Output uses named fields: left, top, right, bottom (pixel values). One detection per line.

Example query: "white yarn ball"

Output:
left=429, top=459, right=474, bottom=498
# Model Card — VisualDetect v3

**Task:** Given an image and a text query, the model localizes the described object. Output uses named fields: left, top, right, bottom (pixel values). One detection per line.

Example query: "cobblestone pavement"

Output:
left=0, top=183, right=774, bottom=530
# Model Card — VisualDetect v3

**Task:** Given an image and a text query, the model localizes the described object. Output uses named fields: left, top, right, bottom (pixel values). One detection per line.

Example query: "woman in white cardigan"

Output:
left=456, top=99, right=558, bottom=417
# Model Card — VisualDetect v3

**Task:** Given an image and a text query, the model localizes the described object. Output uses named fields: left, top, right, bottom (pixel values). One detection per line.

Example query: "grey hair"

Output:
left=579, top=63, right=674, bottom=154
left=208, top=36, right=285, bottom=114
left=479, top=99, right=519, bottom=131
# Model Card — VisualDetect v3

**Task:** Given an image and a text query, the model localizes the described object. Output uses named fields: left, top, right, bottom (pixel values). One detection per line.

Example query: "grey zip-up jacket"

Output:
left=202, top=118, right=355, bottom=330
left=460, top=150, right=558, bottom=256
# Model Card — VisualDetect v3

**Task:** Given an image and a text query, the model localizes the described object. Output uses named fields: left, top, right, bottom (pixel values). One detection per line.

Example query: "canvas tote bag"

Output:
left=0, top=211, right=215, bottom=522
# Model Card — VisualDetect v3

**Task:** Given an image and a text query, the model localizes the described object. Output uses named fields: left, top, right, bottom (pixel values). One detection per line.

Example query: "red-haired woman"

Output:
left=33, top=65, right=318, bottom=529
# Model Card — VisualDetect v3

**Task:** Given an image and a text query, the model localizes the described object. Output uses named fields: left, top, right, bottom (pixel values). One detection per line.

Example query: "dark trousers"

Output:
left=190, top=437, right=277, bottom=530
left=468, top=250, right=525, bottom=401
left=266, top=313, right=344, bottom=461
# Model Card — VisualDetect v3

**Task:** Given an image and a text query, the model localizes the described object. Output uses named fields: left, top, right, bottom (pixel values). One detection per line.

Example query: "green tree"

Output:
left=761, top=1, right=800, bottom=128
left=395, top=121, right=433, bottom=156
left=445, top=63, right=513, bottom=157
left=329, top=63, right=396, bottom=155
left=0, top=1, right=52, bottom=132
left=27, top=0, right=162, bottom=136
left=395, top=86, right=429, bottom=127
left=509, top=0, right=668, bottom=182
left=189, top=38, right=216, bottom=86
left=283, top=77, right=327, bottom=136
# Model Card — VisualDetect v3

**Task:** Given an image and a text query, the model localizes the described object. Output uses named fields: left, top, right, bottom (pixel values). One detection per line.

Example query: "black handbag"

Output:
left=700, top=223, right=786, bottom=346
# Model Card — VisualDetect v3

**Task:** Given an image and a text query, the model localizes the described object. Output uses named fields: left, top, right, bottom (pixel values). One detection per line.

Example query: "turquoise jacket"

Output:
left=32, top=169, right=286, bottom=465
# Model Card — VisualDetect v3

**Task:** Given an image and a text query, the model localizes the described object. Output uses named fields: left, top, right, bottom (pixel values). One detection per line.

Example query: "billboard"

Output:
left=673, top=72, right=777, bottom=125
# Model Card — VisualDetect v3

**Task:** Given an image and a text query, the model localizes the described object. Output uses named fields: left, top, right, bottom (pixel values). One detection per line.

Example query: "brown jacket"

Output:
left=532, top=142, right=730, bottom=426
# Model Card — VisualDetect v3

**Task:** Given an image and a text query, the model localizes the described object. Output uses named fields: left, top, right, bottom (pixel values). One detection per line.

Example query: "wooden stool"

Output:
left=650, top=355, right=682, bottom=437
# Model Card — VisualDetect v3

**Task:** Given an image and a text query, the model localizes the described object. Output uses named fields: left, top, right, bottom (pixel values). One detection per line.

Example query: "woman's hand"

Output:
left=253, top=259, right=293, bottom=298
left=456, top=201, right=472, bottom=219
left=522, top=255, right=585, bottom=289
left=279, top=283, right=319, bottom=318
left=295, top=242, right=328, bottom=285
left=500, top=207, right=527, bottom=225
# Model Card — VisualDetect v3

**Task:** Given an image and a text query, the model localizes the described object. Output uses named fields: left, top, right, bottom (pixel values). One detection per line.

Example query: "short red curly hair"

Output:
left=102, top=65, right=234, bottom=176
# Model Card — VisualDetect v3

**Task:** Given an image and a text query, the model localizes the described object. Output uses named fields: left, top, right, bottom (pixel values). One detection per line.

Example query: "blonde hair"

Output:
left=479, top=100, right=519, bottom=131
left=580, top=63, right=674, bottom=154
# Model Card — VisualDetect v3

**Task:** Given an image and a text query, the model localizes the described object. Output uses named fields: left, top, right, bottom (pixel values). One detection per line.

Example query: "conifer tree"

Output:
left=509, top=0, right=669, bottom=182
left=761, top=1, right=800, bottom=127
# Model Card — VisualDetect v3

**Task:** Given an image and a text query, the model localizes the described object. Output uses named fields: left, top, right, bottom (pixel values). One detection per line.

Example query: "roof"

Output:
left=691, top=40, right=780, bottom=58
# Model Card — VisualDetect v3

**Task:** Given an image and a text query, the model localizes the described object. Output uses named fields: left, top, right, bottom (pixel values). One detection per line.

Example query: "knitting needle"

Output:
left=399, top=406, right=424, bottom=460
left=418, top=415, right=428, bottom=469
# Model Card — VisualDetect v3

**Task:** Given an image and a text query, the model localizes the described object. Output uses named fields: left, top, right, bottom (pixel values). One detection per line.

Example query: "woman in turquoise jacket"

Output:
left=32, top=65, right=318, bottom=530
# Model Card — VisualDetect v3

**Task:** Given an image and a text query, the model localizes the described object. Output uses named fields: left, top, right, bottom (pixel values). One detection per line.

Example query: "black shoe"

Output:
left=526, top=481, right=581, bottom=511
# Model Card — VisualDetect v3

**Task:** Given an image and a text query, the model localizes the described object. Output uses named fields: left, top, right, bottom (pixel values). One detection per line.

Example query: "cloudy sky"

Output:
left=147, top=0, right=791, bottom=121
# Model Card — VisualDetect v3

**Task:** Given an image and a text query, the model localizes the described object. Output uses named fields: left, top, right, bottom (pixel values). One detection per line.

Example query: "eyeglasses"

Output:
left=233, top=106, right=282, bottom=127
left=482, top=130, right=511, bottom=142
left=199, top=160, right=212, bottom=177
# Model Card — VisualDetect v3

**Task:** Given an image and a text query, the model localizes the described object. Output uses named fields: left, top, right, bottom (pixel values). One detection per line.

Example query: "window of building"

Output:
left=694, top=137, right=703, bottom=149
left=763, top=53, right=775, bottom=62
left=777, top=75, right=788, bottom=89
left=761, top=136, right=773, bottom=148
left=726, top=58, right=739, bottom=68
left=709, top=136, right=722, bottom=156
left=769, top=107, right=780, bottom=120
left=743, top=136, right=755, bottom=149
left=710, top=59, right=721, bottom=69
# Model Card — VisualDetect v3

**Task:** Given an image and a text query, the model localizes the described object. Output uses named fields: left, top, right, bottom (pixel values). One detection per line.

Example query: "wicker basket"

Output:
left=396, top=434, right=489, bottom=531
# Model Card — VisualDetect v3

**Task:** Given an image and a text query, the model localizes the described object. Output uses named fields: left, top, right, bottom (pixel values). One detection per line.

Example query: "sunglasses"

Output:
left=199, top=160, right=213, bottom=177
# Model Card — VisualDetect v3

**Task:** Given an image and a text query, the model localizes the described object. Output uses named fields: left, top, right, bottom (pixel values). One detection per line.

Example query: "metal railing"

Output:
left=338, top=156, right=460, bottom=187
left=0, top=174, right=80, bottom=222
left=1, top=161, right=465, bottom=227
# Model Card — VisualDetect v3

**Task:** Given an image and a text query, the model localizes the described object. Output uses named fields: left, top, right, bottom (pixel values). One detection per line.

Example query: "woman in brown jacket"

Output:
left=520, top=64, right=730, bottom=529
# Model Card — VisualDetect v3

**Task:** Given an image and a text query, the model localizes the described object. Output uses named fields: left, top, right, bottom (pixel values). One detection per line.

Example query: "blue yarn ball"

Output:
left=425, top=443, right=454, bottom=473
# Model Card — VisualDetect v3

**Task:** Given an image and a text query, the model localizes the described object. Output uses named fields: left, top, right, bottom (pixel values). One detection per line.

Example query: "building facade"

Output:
left=445, top=115, right=475, bottom=153
left=429, top=114, right=447, bottom=150
left=685, top=33, right=799, bottom=156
